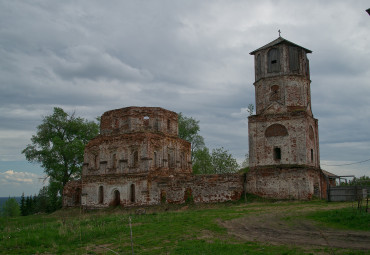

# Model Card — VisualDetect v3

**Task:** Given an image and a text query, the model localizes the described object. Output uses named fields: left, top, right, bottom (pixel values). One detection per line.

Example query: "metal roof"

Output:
left=250, top=36, right=312, bottom=55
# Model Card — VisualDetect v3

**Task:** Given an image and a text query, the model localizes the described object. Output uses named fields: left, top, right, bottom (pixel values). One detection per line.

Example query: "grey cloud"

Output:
left=0, top=1, right=369, bottom=196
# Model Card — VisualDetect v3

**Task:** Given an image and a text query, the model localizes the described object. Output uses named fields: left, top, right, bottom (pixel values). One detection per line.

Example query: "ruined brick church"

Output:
left=63, top=37, right=331, bottom=208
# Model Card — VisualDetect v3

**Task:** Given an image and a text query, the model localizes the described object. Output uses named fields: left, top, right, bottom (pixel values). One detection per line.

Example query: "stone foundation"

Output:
left=246, top=166, right=328, bottom=200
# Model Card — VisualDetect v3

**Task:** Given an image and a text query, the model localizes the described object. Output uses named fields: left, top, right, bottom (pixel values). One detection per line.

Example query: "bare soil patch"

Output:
left=220, top=203, right=370, bottom=250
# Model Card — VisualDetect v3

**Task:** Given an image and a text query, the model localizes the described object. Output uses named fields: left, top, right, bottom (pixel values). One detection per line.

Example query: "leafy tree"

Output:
left=211, top=147, right=239, bottom=174
left=1, top=198, right=21, bottom=217
left=22, top=107, right=99, bottom=198
left=178, top=113, right=205, bottom=160
left=178, top=113, right=239, bottom=174
left=240, top=153, right=249, bottom=169
left=192, top=147, right=213, bottom=174
left=339, top=175, right=370, bottom=186
left=46, top=179, right=63, bottom=212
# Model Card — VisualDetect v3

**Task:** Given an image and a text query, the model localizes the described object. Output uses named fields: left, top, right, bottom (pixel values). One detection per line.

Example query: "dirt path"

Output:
left=219, top=203, right=370, bottom=250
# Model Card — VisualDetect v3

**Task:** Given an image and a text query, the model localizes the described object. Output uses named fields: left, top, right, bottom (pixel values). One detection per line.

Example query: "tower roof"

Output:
left=250, top=37, right=312, bottom=55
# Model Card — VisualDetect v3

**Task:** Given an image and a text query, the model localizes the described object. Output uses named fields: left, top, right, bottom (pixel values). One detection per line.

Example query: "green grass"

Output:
left=0, top=201, right=368, bottom=254
left=306, top=206, right=370, bottom=231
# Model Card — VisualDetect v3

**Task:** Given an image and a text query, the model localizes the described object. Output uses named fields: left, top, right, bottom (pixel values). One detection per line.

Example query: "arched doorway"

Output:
left=130, top=184, right=135, bottom=203
left=98, top=186, right=104, bottom=204
left=112, top=190, right=120, bottom=206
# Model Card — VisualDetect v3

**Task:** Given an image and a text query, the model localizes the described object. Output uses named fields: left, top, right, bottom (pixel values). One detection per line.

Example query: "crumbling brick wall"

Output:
left=63, top=180, right=82, bottom=207
left=80, top=173, right=243, bottom=208
left=246, top=167, right=328, bottom=200
left=66, top=106, right=243, bottom=209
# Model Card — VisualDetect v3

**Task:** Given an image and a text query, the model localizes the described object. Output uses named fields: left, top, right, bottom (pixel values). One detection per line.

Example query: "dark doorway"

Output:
left=274, top=147, right=281, bottom=160
left=98, top=186, right=104, bottom=204
left=112, top=190, right=120, bottom=206
left=130, top=184, right=135, bottom=203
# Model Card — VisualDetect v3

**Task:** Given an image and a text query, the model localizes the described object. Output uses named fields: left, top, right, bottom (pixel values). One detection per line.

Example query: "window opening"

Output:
left=130, top=184, right=135, bottom=203
left=98, top=186, right=104, bottom=204
left=311, top=149, right=314, bottom=162
left=113, top=190, right=120, bottom=206
left=268, top=48, right=280, bottom=73
left=274, top=148, right=281, bottom=160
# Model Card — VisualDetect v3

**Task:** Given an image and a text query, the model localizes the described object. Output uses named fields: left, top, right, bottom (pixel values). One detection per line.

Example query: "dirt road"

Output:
left=219, top=203, right=370, bottom=250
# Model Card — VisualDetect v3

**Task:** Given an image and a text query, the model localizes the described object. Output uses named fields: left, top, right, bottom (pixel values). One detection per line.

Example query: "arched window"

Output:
left=130, top=184, right=135, bottom=203
left=265, top=124, right=288, bottom=137
left=268, top=48, right=280, bottom=73
left=98, top=186, right=104, bottom=204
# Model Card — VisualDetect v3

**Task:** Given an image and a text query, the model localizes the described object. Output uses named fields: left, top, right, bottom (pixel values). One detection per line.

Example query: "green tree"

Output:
left=192, top=147, right=213, bottom=174
left=1, top=198, right=21, bottom=217
left=178, top=113, right=205, bottom=160
left=22, top=107, right=99, bottom=200
left=211, top=147, right=239, bottom=174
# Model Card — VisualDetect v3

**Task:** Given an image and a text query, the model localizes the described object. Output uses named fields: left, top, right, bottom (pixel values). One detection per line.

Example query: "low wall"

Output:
left=328, top=186, right=369, bottom=202
left=70, top=173, right=243, bottom=208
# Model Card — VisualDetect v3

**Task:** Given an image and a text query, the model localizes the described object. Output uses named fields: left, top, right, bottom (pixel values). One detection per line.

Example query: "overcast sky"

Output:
left=0, top=1, right=369, bottom=197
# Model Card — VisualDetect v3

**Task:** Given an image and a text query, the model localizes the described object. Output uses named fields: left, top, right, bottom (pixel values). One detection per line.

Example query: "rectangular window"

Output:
left=274, top=148, right=281, bottom=160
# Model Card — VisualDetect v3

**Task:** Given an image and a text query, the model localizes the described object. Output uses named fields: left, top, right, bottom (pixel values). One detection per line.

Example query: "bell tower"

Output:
left=247, top=37, right=325, bottom=200
left=248, top=36, right=319, bottom=169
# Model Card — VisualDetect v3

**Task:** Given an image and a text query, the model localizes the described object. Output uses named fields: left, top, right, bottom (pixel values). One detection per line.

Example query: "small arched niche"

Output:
left=265, top=124, right=288, bottom=137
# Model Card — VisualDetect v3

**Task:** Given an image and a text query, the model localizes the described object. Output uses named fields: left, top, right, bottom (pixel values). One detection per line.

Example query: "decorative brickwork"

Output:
left=63, top=107, right=243, bottom=208
left=247, top=37, right=328, bottom=199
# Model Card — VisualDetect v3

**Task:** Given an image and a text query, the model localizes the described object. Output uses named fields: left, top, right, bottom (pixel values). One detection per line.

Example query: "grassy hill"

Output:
left=0, top=199, right=369, bottom=254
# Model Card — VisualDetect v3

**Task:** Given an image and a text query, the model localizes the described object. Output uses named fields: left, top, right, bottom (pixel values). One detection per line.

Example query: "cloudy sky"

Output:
left=0, top=1, right=369, bottom=197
